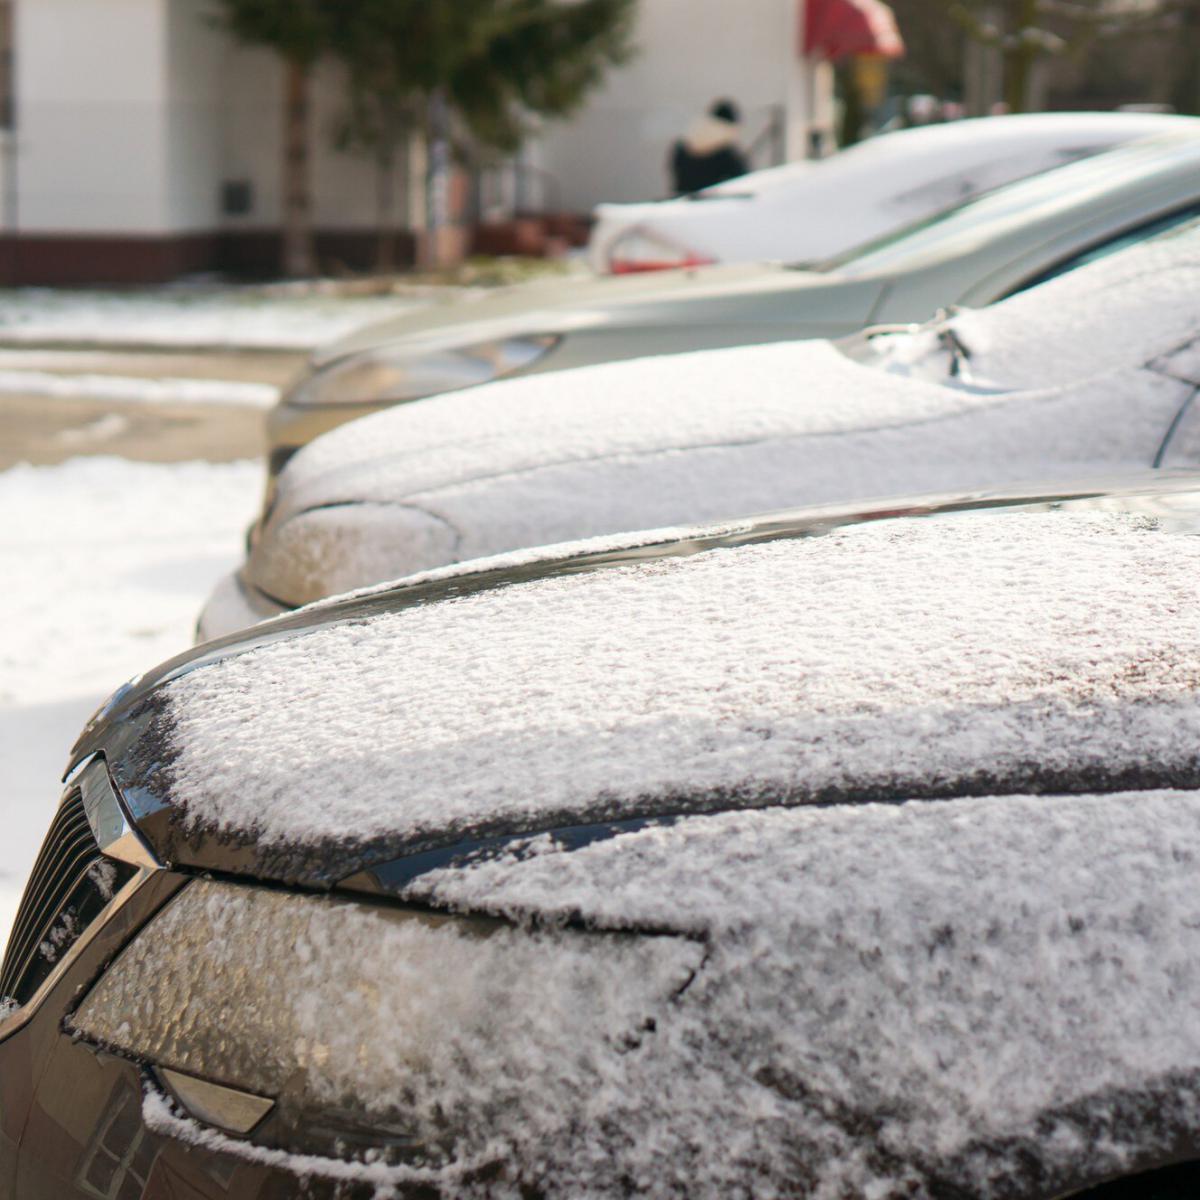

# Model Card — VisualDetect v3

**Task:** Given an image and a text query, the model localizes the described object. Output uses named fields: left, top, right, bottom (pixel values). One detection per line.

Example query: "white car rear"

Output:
left=589, top=111, right=1199, bottom=274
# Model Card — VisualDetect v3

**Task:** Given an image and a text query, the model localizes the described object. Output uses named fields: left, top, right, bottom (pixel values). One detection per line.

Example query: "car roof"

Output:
left=827, top=129, right=1200, bottom=279
left=691, top=110, right=1198, bottom=202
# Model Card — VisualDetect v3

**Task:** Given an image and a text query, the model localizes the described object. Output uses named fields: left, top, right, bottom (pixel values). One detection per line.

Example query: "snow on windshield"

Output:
left=162, top=505, right=1200, bottom=851
left=871, top=216, right=1200, bottom=389
left=828, top=131, right=1200, bottom=278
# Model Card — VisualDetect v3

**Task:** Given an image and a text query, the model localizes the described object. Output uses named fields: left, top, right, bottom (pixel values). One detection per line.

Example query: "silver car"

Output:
left=267, top=131, right=1200, bottom=477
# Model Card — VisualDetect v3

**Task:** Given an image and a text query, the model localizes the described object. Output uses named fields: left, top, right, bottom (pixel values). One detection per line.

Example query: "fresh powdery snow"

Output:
left=395, top=789, right=1200, bottom=1197
left=0, top=287, right=434, bottom=350
left=0, top=457, right=260, bottom=948
left=0, top=369, right=279, bottom=408
left=162, top=505, right=1200, bottom=853
left=80, top=792, right=1200, bottom=1196
left=249, top=223, right=1200, bottom=607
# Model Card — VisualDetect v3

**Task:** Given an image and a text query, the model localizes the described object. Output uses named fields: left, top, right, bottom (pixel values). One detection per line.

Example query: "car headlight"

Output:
left=286, top=334, right=560, bottom=409
left=70, top=878, right=700, bottom=1168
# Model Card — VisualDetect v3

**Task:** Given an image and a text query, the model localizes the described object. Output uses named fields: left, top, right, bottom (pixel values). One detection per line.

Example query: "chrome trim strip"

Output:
left=158, top=1067, right=275, bottom=1136
left=78, top=757, right=159, bottom=871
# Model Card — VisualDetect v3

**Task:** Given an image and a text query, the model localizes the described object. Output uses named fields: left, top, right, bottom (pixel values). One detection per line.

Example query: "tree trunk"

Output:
left=423, top=88, right=451, bottom=270
left=375, top=146, right=398, bottom=275
left=282, top=58, right=315, bottom=278
left=1002, top=0, right=1039, bottom=113
left=1170, top=0, right=1200, bottom=116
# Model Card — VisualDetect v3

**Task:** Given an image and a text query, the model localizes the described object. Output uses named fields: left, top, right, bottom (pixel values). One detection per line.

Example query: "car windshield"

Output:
left=815, top=133, right=1200, bottom=279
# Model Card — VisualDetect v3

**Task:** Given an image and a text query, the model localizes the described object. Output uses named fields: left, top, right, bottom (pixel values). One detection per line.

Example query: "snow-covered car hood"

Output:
left=74, top=783, right=1200, bottom=1199
left=400, top=788, right=1200, bottom=1197
left=238, top=223, right=1200, bottom=615
left=79, top=475, right=1200, bottom=889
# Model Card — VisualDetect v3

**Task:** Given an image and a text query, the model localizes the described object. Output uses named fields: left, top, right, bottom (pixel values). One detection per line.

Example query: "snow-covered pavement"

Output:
left=0, top=456, right=261, bottom=945
left=0, top=368, right=280, bottom=408
left=0, top=285, right=439, bottom=350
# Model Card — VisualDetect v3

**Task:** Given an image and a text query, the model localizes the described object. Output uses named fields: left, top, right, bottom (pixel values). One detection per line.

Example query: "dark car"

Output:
left=6, top=475, right=1200, bottom=1198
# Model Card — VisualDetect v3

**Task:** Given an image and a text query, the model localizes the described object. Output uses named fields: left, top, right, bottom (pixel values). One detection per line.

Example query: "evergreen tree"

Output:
left=210, top=0, right=635, bottom=275
left=331, top=0, right=636, bottom=269
left=210, top=0, right=340, bottom=277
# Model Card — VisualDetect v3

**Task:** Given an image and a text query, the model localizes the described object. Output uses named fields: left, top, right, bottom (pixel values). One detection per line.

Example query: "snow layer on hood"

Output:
left=258, top=226, right=1200, bottom=602
left=79, top=791, right=1200, bottom=1197
left=254, top=360, right=1187, bottom=604
left=392, top=789, right=1200, bottom=1196
left=165, top=506, right=1200, bottom=850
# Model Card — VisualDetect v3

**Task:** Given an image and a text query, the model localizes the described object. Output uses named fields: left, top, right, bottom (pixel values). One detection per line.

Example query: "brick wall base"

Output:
left=0, top=229, right=420, bottom=286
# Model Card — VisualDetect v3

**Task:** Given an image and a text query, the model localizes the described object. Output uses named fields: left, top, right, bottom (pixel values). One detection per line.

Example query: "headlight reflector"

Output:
left=287, top=335, right=559, bottom=409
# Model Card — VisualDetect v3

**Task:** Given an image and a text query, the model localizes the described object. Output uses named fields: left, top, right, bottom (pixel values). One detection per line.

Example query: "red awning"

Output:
left=802, top=0, right=905, bottom=61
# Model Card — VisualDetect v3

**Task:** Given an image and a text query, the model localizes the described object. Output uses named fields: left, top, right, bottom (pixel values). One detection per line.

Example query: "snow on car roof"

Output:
left=163, top=503, right=1200, bottom=851
left=692, top=110, right=1194, bottom=200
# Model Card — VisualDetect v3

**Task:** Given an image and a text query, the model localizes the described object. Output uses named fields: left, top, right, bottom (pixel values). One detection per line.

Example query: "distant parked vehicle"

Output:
left=202, top=213, right=1200, bottom=636
left=587, top=111, right=1200, bottom=274
left=264, top=129, right=1200, bottom=483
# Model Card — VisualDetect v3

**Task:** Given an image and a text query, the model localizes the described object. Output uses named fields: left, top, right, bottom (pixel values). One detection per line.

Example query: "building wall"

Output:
left=213, top=37, right=413, bottom=236
left=165, top=0, right=223, bottom=233
left=532, top=0, right=822, bottom=210
left=17, top=0, right=171, bottom=233
left=5, top=0, right=418, bottom=280
left=4, top=0, right=827, bottom=280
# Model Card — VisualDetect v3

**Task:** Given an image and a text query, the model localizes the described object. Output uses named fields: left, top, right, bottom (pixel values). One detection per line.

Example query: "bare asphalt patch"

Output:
left=0, top=347, right=307, bottom=468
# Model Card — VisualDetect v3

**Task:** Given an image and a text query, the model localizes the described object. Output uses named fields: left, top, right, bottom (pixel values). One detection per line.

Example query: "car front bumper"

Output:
left=195, top=568, right=288, bottom=643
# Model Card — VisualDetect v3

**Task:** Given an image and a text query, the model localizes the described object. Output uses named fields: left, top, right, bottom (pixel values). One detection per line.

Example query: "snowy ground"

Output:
left=0, top=368, right=279, bottom=408
left=0, top=456, right=261, bottom=944
left=0, top=284, right=443, bottom=350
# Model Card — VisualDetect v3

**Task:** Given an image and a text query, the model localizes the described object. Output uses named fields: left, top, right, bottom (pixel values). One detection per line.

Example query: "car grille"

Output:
left=0, top=788, right=133, bottom=1009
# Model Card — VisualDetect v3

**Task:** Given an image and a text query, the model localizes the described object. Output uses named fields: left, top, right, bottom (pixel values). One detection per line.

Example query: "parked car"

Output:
left=9, top=475, right=1200, bottom=1197
left=266, top=128, right=1200, bottom=481
left=200, top=214, right=1200, bottom=637
left=587, top=110, right=1198, bottom=274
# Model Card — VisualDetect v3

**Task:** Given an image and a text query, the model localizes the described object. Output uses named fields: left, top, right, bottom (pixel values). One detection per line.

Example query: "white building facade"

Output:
left=534, top=0, right=835, bottom=210
left=2, top=0, right=835, bottom=283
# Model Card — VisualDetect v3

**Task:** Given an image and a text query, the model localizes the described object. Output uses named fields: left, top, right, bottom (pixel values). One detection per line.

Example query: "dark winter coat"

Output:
left=670, top=116, right=749, bottom=195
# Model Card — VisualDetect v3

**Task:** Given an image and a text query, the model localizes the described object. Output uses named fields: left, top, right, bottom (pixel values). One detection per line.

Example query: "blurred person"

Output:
left=669, top=98, right=749, bottom=195
left=905, top=93, right=941, bottom=125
